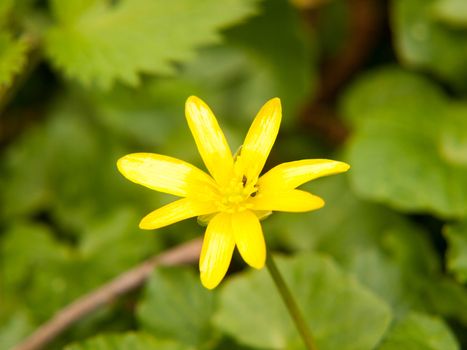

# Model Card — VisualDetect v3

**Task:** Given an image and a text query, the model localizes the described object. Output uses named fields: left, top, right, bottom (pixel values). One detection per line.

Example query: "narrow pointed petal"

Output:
left=258, top=159, right=350, bottom=191
left=232, top=211, right=265, bottom=269
left=185, top=96, right=233, bottom=184
left=237, top=98, right=281, bottom=181
left=250, top=189, right=325, bottom=212
left=199, top=213, right=235, bottom=289
left=117, top=153, right=216, bottom=198
left=139, top=198, right=217, bottom=230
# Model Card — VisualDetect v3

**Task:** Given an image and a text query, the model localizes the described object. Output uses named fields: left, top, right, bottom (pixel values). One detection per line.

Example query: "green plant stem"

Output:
left=266, top=254, right=318, bottom=350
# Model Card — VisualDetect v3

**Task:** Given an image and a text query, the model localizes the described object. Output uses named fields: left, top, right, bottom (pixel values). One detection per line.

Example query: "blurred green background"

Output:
left=2, top=0, right=467, bottom=349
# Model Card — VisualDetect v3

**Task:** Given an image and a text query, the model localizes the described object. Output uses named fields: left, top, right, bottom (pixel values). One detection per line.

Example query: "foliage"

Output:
left=1, top=0, right=467, bottom=349
left=65, top=332, right=192, bottom=350
left=445, top=221, right=467, bottom=284
left=45, top=0, right=260, bottom=88
left=216, top=254, right=392, bottom=350
left=341, top=67, right=467, bottom=218
left=392, top=0, right=467, bottom=90
left=378, top=312, right=459, bottom=350
left=0, top=32, right=29, bottom=88
left=137, top=268, right=217, bottom=348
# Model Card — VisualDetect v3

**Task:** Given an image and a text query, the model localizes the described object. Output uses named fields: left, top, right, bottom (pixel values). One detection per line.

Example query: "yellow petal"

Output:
left=250, top=189, right=325, bottom=212
left=199, top=213, right=235, bottom=289
left=258, top=159, right=350, bottom=191
left=232, top=211, right=265, bottom=269
left=117, top=153, right=216, bottom=198
left=139, top=198, right=217, bottom=230
left=185, top=96, right=234, bottom=185
left=237, top=98, right=281, bottom=181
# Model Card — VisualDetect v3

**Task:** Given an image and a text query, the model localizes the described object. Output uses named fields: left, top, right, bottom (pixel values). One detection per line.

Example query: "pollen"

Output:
left=217, top=175, right=258, bottom=213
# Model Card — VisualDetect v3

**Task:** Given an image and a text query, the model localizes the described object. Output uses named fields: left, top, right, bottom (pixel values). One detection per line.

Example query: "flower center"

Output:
left=217, top=175, right=258, bottom=213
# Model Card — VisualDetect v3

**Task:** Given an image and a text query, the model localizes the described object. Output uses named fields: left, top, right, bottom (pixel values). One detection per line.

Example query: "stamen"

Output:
left=233, top=145, right=243, bottom=160
left=216, top=172, right=258, bottom=213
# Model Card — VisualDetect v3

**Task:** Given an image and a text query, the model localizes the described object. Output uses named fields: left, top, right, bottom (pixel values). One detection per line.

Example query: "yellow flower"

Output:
left=117, top=96, right=350, bottom=289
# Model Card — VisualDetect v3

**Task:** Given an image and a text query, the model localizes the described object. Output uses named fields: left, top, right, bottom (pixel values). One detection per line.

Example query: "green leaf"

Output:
left=137, top=267, right=217, bottom=348
left=78, top=207, right=158, bottom=280
left=215, top=253, right=392, bottom=350
left=0, top=222, right=70, bottom=298
left=391, top=0, right=467, bottom=90
left=439, top=105, right=467, bottom=167
left=0, top=96, right=159, bottom=228
left=0, top=222, right=72, bottom=321
left=89, top=0, right=315, bottom=149
left=0, top=208, right=157, bottom=323
left=340, top=66, right=467, bottom=218
left=45, top=0, right=260, bottom=89
left=0, top=31, right=28, bottom=88
left=65, top=332, right=192, bottom=350
left=378, top=312, right=459, bottom=350
left=0, top=0, right=38, bottom=24
left=264, top=175, right=467, bottom=326
left=0, top=311, right=34, bottom=350
left=0, top=0, right=13, bottom=23
left=445, top=221, right=467, bottom=283
left=431, top=0, right=467, bottom=27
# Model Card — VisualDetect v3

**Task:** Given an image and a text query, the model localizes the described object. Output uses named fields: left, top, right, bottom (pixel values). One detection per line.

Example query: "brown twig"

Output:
left=13, top=238, right=203, bottom=350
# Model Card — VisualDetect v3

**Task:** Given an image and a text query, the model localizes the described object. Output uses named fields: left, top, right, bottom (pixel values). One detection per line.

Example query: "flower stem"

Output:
left=266, top=254, right=318, bottom=350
